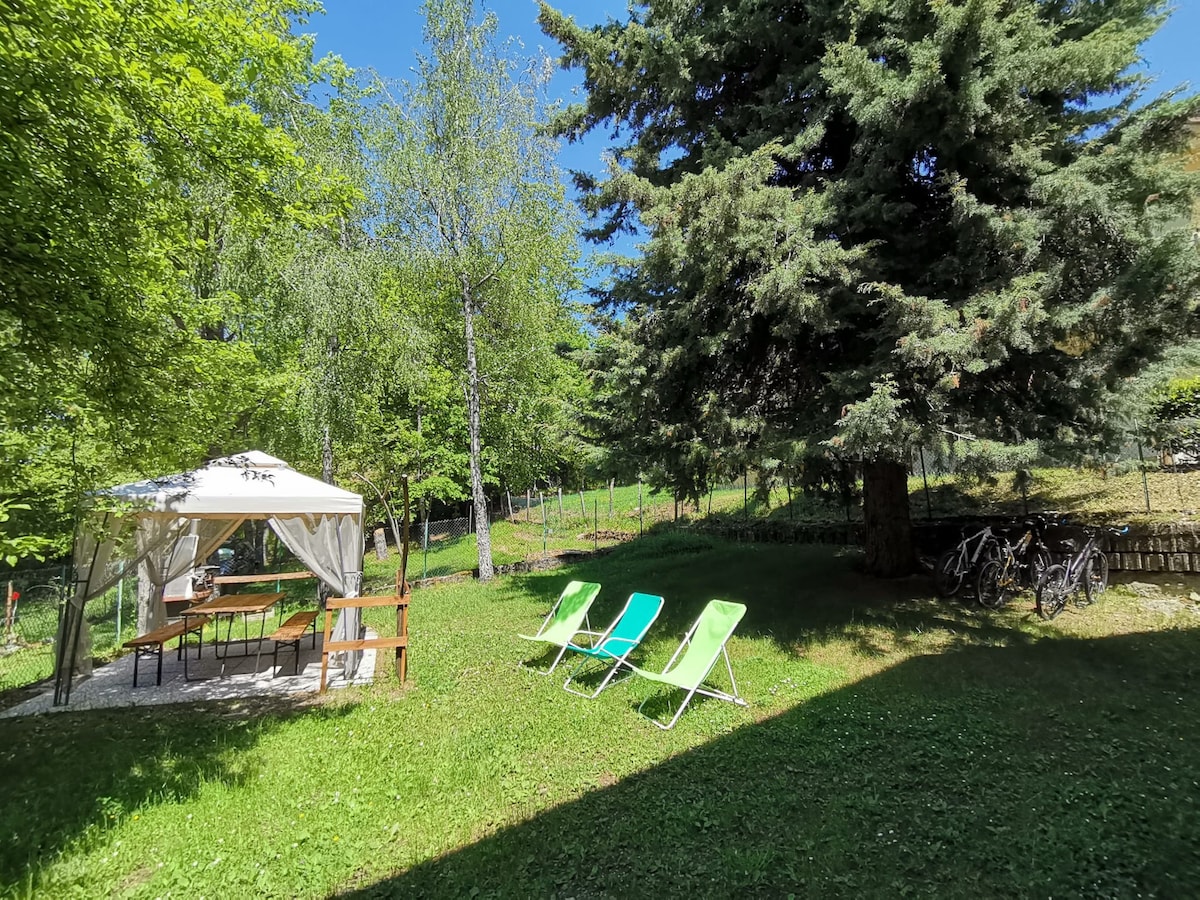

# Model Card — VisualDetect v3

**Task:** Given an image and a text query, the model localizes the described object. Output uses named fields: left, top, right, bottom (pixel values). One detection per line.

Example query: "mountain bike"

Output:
left=1035, top=526, right=1126, bottom=620
left=976, top=518, right=1054, bottom=610
left=934, top=526, right=1005, bottom=598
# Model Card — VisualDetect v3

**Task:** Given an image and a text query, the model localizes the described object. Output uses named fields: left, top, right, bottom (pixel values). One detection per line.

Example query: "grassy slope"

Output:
left=2, top=532, right=1199, bottom=897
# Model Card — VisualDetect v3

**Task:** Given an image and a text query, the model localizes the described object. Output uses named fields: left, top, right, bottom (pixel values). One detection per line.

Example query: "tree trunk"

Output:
left=461, top=285, right=494, bottom=580
left=862, top=458, right=916, bottom=577
left=322, top=426, right=334, bottom=484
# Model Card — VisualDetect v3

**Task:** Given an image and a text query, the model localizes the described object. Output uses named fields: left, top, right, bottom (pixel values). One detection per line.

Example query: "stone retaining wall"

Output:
left=694, top=517, right=1200, bottom=574
left=1105, top=524, right=1200, bottom=573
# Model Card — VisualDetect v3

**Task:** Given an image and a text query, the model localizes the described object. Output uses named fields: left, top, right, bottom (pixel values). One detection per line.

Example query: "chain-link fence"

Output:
left=1, top=563, right=138, bottom=695
left=363, top=479, right=779, bottom=584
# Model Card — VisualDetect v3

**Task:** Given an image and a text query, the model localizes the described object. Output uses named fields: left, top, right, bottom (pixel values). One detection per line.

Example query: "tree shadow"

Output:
left=344, top=627, right=1200, bottom=897
left=508, top=532, right=1038, bottom=661
left=0, top=696, right=354, bottom=885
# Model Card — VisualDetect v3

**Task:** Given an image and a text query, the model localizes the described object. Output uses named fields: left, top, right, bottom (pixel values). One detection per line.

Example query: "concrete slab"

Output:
left=1, top=630, right=380, bottom=718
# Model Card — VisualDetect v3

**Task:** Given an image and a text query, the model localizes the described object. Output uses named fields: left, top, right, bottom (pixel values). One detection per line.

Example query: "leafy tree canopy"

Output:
left=540, top=0, right=1200, bottom=572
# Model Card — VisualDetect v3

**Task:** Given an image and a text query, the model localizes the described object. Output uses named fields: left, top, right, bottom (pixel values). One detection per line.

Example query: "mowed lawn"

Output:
left=2, top=531, right=1199, bottom=897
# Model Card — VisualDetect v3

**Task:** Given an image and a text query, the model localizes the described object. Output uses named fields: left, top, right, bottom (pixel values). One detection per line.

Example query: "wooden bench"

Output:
left=122, top=616, right=209, bottom=687
left=265, top=610, right=319, bottom=676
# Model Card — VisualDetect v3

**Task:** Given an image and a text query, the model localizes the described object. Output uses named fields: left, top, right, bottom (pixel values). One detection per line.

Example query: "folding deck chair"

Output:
left=562, top=591, right=664, bottom=699
left=629, top=599, right=748, bottom=729
left=517, top=580, right=602, bottom=675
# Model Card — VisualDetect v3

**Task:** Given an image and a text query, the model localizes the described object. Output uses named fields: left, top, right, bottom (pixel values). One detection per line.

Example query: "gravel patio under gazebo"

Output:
left=0, top=629, right=378, bottom=718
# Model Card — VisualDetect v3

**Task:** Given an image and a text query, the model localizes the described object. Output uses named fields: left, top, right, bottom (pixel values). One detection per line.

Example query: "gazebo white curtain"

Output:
left=55, top=452, right=365, bottom=705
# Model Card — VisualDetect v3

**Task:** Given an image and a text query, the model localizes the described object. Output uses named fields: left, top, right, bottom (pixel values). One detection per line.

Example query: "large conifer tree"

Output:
left=540, top=0, right=1200, bottom=574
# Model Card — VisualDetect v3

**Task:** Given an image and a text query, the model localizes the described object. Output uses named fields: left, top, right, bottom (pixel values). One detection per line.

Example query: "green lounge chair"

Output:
left=629, top=599, right=748, bottom=729
left=518, top=580, right=602, bottom=675
left=562, top=591, right=664, bottom=699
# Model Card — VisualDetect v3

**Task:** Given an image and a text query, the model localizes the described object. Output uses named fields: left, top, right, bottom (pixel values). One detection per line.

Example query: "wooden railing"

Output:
left=319, top=590, right=409, bottom=692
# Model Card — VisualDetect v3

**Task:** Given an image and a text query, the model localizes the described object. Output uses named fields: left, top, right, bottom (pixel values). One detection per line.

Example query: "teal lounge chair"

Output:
left=562, top=591, right=664, bottom=699
left=518, top=580, right=602, bottom=675
left=629, top=599, right=748, bottom=729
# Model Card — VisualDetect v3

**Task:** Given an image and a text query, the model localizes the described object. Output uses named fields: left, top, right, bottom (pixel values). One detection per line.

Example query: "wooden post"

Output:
left=557, top=486, right=564, bottom=522
left=579, top=489, right=586, bottom=518
left=396, top=578, right=410, bottom=685
left=526, top=489, right=532, bottom=523
left=4, top=581, right=13, bottom=638
left=609, top=478, right=614, bottom=517
left=400, top=476, right=411, bottom=589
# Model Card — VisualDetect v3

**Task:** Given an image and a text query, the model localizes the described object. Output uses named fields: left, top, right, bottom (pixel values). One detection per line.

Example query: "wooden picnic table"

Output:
left=181, top=592, right=286, bottom=679
left=211, top=571, right=314, bottom=586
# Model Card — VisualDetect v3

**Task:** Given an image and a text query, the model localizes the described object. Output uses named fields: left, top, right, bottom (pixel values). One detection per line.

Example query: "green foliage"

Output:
left=363, top=0, right=587, bottom=568
left=1148, top=374, right=1200, bottom=457
left=951, top=440, right=1041, bottom=485
left=0, top=502, right=50, bottom=566
left=0, top=0, right=352, bottom=547
left=539, top=0, right=1200, bottom=530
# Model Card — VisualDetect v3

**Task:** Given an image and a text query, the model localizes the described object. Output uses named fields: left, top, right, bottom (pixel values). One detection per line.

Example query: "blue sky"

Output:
left=309, top=0, right=1199, bottom=161
left=307, top=0, right=1199, bottom=263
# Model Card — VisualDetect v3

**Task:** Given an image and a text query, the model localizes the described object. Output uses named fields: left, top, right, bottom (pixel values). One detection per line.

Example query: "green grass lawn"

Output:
left=2, top=532, right=1199, bottom=897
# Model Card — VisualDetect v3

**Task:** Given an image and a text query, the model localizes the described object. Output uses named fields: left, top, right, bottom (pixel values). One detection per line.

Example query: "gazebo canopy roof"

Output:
left=107, top=451, right=362, bottom=517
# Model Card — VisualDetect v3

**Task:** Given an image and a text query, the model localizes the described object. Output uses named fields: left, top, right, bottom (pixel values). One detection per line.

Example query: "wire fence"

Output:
left=1, top=563, right=138, bottom=696
left=10, top=458, right=1190, bottom=698
left=363, top=477, right=789, bottom=583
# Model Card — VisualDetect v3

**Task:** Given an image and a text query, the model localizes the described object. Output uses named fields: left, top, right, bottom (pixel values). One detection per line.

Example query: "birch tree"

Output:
left=372, top=0, right=579, bottom=579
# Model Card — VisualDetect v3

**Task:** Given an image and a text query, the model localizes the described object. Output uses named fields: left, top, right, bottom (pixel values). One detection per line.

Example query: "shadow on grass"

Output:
left=346, top=627, right=1200, bottom=897
left=511, top=531, right=1034, bottom=660
left=0, top=697, right=354, bottom=886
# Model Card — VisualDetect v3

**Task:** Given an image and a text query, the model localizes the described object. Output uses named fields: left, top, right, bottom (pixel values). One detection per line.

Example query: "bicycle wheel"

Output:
left=1036, top=565, right=1070, bottom=620
left=977, top=560, right=1015, bottom=610
left=1023, top=548, right=1053, bottom=590
left=1083, top=551, right=1110, bottom=605
left=934, top=550, right=964, bottom=598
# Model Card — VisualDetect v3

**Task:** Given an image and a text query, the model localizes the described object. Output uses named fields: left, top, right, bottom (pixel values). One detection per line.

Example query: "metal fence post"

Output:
left=1137, top=440, right=1152, bottom=515
left=594, top=499, right=598, bottom=552
left=638, top=479, right=644, bottom=536
left=919, top=447, right=933, bottom=520
left=743, top=470, right=749, bottom=520
left=541, top=499, right=548, bottom=557
left=423, top=518, right=430, bottom=581
left=115, top=563, right=123, bottom=643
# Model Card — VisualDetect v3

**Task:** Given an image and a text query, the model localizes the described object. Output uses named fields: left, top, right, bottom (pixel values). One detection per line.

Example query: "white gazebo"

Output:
left=55, top=451, right=365, bottom=705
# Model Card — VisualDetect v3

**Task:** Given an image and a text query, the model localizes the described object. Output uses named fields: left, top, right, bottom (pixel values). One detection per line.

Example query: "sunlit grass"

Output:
left=3, top=532, right=1199, bottom=897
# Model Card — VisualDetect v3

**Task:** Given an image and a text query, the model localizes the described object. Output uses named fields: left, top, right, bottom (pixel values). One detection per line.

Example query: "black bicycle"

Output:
left=976, top=518, right=1054, bottom=610
left=1035, top=526, right=1126, bottom=620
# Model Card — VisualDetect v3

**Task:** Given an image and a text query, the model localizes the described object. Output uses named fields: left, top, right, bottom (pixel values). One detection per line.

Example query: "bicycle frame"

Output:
left=1059, top=534, right=1102, bottom=593
left=947, top=526, right=998, bottom=577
